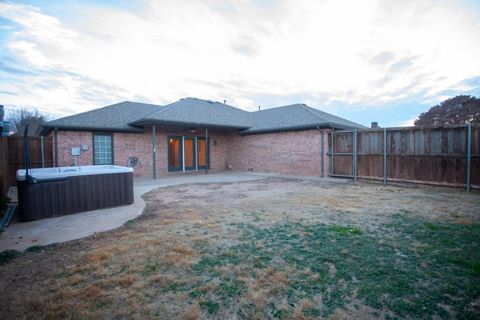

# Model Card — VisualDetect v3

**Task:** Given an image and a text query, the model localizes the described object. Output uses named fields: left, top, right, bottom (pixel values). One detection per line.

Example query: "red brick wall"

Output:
left=51, top=128, right=329, bottom=177
left=53, top=131, right=93, bottom=167
left=52, top=128, right=232, bottom=177
left=113, top=131, right=152, bottom=176
left=209, top=130, right=231, bottom=171
left=227, top=129, right=329, bottom=176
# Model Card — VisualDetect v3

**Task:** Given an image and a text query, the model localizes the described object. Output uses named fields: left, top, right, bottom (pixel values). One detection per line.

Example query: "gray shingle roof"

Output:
left=244, top=104, right=366, bottom=134
left=40, top=101, right=162, bottom=134
left=40, top=98, right=365, bottom=135
left=130, top=97, right=251, bottom=129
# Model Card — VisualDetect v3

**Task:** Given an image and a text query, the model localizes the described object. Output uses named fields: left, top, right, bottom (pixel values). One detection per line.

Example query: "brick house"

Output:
left=39, top=98, right=365, bottom=178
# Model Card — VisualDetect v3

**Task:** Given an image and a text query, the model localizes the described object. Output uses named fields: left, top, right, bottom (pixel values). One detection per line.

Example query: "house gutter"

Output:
left=39, top=125, right=145, bottom=136
left=240, top=122, right=363, bottom=136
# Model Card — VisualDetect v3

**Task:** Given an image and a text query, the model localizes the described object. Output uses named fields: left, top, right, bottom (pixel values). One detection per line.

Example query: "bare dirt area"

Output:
left=0, top=177, right=479, bottom=319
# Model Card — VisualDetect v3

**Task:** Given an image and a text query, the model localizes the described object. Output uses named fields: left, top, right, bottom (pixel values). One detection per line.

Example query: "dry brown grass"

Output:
left=163, top=244, right=197, bottom=267
left=84, top=249, right=113, bottom=263
left=252, top=267, right=290, bottom=295
left=183, top=303, right=201, bottom=320
left=117, top=274, right=138, bottom=287
left=0, top=178, right=478, bottom=319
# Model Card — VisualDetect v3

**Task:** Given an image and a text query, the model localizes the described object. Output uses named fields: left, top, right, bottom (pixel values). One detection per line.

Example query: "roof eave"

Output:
left=239, top=123, right=330, bottom=135
left=130, top=119, right=251, bottom=130
left=240, top=122, right=365, bottom=135
left=38, top=124, right=145, bottom=136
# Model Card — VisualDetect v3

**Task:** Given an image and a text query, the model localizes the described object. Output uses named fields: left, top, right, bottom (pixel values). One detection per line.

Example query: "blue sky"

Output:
left=1, top=0, right=480, bottom=127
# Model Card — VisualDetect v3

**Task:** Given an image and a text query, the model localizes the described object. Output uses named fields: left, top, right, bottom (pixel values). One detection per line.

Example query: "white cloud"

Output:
left=0, top=0, right=479, bottom=116
left=398, top=117, right=417, bottom=127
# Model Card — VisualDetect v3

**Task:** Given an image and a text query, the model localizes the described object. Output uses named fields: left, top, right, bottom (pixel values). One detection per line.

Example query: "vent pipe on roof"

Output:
left=223, top=100, right=226, bottom=104
left=258, top=106, right=261, bottom=111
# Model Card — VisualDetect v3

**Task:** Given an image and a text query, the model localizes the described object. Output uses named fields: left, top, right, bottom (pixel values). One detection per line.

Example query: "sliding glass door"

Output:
left=168, top=136, right=182, bottom=171
left=168, top=136, right=208, bottom=172
left=197, top=137, right=207, bottom=169
left=184, top=137, right=196, bottom=171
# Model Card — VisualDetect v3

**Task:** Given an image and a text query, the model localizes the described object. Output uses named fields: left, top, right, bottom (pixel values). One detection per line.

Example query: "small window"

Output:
left=93, top=133, right=113, bottom=165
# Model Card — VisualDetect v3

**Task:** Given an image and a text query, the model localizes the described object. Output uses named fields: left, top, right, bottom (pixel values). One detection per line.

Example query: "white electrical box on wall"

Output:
left=82, top=144, right=88, bottom=151
left=71, top=147, right=80, bottom=156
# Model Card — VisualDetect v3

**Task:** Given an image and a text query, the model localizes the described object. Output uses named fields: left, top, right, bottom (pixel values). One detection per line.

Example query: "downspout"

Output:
left=54, top=127, right=58, bottom=167
left=152, top=125, right=157, bottom=179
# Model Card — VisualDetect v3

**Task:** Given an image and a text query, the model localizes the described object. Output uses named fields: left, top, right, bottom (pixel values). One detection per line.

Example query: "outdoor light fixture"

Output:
left=189, top=127, right=196, bottom=133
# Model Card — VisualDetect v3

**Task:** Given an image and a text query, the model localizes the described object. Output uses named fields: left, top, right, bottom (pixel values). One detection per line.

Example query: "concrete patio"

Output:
left=0, top=172, right=271, bottom=251
left=0, top=171, right=349, bottom=252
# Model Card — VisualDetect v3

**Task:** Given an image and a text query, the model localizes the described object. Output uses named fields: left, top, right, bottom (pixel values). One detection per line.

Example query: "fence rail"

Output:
left=328, top=124, right=479, bottom=190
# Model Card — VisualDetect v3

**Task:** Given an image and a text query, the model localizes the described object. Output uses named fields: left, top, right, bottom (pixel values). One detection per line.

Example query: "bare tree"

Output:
left=6, top=107, right=51, bottom=136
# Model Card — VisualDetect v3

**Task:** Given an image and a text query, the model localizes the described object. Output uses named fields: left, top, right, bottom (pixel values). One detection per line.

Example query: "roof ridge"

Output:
left=299, top=104, right=325, bottom=123
left=142, top=100, right=178, bottom=119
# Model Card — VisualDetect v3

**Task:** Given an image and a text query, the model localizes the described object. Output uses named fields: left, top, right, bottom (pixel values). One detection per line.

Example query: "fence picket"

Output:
left=329, top=125, right=480, bottom=189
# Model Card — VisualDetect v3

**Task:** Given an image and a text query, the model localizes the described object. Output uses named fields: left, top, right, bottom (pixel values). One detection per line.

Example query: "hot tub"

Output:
left=17, top=165, right=134, bottom=221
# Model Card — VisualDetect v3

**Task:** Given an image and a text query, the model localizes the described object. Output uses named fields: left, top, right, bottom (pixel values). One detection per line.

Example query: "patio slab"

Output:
left=0, top=172, right=268, bottom=251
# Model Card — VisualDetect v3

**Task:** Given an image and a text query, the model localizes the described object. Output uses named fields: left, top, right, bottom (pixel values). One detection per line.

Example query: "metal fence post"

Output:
left=353, top=129, right=357, bottom=181
left=320, top=129, right=324, bottom=177
left=40, top=135, right=45, bottom=168
left=205, top=127, right=209, bottom=174
left=383, top=127, right=387, bottom=185
left=466, top=123, right=472, bottom=191
left=330, top=131, right=334, bottom=176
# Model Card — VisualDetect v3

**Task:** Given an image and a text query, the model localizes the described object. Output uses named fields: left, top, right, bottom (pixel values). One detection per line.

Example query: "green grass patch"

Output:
left=142, top=261, right=161, bottom=275
left=186, top=214, right=480, bottom=318
left=425, top=222, right=440, bottom=231
left=25, top=245, right=46, bottom=253
left=0, top=249, right=20, bottom=264
left=199, top=300, right=220, bottom=314
left=218, top=279, right=246, bottom=298
left=189, top=288, right=208, bottom=299
left=271, top=308, right=289, bottom=319
left=302, top=306, right=321, bottom=317
left=328, top=225, right=363, bottom=235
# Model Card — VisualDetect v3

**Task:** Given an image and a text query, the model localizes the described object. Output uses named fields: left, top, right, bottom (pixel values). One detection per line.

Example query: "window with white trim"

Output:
left=93, top=133, right=113, bottom=165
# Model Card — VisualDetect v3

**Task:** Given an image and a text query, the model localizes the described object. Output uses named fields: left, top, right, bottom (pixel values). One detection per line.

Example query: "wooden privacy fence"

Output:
left=329, top=124, right=479, bottom=190
left=8, top=136, right=54, bottom=185
left=0, top=136, right=9, bottom=197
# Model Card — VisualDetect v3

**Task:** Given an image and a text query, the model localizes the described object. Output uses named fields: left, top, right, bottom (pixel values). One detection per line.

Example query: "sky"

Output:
left=0, top=0, right=480, bottom=127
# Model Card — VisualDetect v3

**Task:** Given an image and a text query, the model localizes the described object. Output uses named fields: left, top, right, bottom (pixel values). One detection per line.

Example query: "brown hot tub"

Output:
left=17, top=165, right=134, bottom=221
